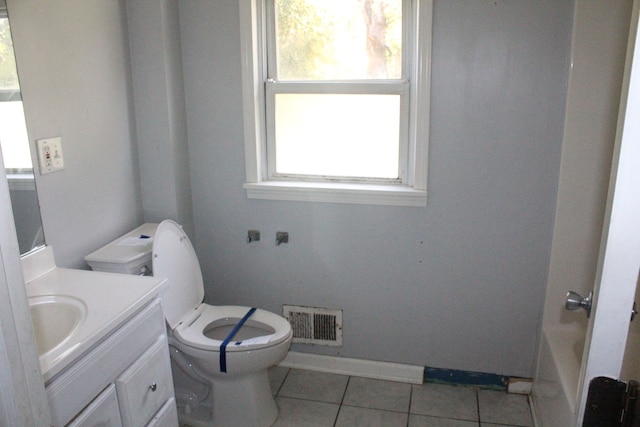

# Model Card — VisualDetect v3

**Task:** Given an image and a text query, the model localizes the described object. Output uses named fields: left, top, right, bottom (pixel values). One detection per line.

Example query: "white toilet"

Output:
left=85, top=220, right=292, bottom=427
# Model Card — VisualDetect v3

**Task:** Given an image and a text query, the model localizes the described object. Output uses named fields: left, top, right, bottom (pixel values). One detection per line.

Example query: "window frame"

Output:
left=240, top=0, right=432, bottom=207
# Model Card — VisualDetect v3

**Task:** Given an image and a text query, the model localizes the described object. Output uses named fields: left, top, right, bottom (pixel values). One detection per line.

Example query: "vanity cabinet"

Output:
left=46, top=299, right=177, bottom=426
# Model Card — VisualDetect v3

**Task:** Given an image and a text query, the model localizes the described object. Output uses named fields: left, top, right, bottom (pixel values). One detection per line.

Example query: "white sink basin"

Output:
left=23, top=269, right=166, bottom=382
left=29, top=295, right=87, bottom=356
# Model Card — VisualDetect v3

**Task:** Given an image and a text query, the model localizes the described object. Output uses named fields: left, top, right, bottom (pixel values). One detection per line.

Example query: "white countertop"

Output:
left=25, top=267, right=167, bottom=383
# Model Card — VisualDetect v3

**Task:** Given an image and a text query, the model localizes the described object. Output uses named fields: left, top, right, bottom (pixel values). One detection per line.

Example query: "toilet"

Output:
left=85, top=220, right=292, bottom=427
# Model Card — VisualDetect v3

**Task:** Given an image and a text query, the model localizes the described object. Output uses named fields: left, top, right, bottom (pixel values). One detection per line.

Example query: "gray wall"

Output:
left=127, top=0, right=194, bottom=238
left=7, top=0, right=144, bottom=268
left=5, top=0, right=574, bottom=378
left=180, top=0, right=573, bottom=377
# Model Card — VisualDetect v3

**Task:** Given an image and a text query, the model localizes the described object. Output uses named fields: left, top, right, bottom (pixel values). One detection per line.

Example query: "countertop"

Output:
left=25, top=266, right=167, bottom=383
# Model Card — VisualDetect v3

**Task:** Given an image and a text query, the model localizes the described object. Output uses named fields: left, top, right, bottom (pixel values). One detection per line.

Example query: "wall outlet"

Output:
left=36, top=137, right=65, bottom=175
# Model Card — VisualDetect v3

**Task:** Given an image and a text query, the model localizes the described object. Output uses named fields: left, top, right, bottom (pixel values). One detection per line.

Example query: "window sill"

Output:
left=7, top=173, right=36, bottom=191
left=243, top=181, right=427, bottom=207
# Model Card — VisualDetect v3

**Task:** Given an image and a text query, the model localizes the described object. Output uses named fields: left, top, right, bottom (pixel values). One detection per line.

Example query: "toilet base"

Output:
left=176, top=402, right=213, bottom=427
left=177, top=369, right=278, bottom=427
left=212, top=369, right=278, bottom=427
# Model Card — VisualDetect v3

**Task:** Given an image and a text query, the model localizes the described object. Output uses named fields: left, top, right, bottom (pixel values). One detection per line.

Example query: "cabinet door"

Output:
left=116, top=337, right=173, bottom=427
left=146, top=398, right=178, bottom=427
left=67, top=384, right=122, bottom=427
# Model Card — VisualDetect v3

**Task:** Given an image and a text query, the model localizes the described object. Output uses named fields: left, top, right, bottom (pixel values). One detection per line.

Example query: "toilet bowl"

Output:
left=85, top=220, right=292, bottom=427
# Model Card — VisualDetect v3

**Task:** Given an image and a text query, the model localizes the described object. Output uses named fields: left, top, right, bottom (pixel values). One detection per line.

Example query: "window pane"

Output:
left=0, top=101, right=32, bottom=169
left=275, top=0, right=402, bottom=80
left=274, top=94, right=400, bottom=179
left=0, top=17, right=30, bottom=170
left=0, top=16, right=20, bottom=91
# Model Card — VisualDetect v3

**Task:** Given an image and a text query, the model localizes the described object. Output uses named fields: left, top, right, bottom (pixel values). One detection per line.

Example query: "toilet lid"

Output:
left=152, top=220, right=205, bottom=329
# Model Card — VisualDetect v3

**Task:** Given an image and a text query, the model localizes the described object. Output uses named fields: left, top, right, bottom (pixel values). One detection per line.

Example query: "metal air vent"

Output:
left=283, top=305, right=343, bottom=346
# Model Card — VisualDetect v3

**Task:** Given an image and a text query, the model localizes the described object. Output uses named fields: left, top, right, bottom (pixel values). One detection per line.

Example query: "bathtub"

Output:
left=533, top=324, right=640, bottom=426
left=532, top=326, right=584, bottom=427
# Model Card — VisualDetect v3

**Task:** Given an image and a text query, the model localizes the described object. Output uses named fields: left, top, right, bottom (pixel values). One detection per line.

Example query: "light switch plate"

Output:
left=36, top=137, right=65, bottom=175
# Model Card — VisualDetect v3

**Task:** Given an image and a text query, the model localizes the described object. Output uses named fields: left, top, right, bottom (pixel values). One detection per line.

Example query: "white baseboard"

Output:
left=279, top=351, right=424, bottom=384
left=508, top=377, right=533, bottom=395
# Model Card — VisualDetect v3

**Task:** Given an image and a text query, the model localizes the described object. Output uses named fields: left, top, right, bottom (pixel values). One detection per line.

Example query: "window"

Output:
left=0, top=5, right=32, bottom=175
left=240, top=0, right=431, bottom=206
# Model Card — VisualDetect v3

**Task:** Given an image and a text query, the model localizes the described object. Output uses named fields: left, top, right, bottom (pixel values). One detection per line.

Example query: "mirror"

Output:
left=0, top=2, right=45, bottom=254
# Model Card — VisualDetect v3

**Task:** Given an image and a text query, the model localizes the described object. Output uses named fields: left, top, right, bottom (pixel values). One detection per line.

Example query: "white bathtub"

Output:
left=533, top=325, right=640, bottom=427
left=532, top=326, right=584, bottom=427
left=621, top=325, right=640, bottom=384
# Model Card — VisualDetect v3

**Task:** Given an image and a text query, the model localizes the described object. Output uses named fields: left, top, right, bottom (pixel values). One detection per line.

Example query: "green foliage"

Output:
left=0, top=18, right=19, bottom=90
left=276, top=0, right=335, bottom=80
left=382, top=0, right=402, bottom=75
left=275, top=0, right=402, bottom=80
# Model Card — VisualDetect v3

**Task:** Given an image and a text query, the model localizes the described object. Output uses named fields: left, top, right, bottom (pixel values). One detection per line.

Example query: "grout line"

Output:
left=340, top=376, right=351, bottom=406
left=476, top=388, right=481, bottom=426
left=407, top=384, right=414, bottom=427
left=406, top=382, right=414, bottom=427
left=528, top=394, right=539, bottom=427
left=339, top=403, right=414, bottom=414
left=273, top=367, right=290, bottom=397
left=332, top=375, right=351, bottom=427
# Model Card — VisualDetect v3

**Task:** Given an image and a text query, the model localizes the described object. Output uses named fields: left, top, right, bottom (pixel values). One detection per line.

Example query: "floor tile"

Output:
left=269, top=366, right=289, bottom=395
left=273, top=397, right=339, bottom=427
left=278, top=369, right=349, bottom=404
left=335, top=406, right=408, bottom=427
left=409, top=414, right=479, bottom=426
left=477, top=389, right=533, bottom=427
left=181, top=368, right=536, bottom=426
left=411, top=383, right=479, bottom=421
left=342, top=377, right=412, bottom=412
left=481, top=424, right=524, bottom=427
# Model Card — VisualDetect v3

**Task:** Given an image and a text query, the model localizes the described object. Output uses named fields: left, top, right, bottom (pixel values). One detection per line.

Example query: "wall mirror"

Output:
left=0, top=1, right=45, bottom=255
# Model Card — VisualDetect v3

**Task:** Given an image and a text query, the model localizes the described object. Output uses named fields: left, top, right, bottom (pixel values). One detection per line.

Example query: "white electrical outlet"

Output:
left=36, top=137, right=65, bottom=175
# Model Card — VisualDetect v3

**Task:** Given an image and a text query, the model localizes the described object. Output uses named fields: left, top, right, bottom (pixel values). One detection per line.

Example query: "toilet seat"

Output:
left=173, top=304, right=292, bottom=352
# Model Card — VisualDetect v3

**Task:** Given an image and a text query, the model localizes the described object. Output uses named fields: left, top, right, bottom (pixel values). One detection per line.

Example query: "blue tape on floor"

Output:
left=424, top=367, right=508, bottom=390
left=220, top=307, right=257, bottom=373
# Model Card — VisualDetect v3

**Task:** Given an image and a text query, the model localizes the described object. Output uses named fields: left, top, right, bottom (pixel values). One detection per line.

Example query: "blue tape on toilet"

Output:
left=220, top=307, right=257, bottom=373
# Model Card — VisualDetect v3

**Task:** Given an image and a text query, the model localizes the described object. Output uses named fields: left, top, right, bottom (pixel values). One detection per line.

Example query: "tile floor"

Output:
left=268, top=367, right=534, bottom=427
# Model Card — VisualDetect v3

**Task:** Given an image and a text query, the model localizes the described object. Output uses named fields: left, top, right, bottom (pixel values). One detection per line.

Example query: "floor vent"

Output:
left=283, top=305, right=343, bottom=346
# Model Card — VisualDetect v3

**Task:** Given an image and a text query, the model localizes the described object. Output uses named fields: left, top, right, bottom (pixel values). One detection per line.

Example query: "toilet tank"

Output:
left=85, top=223, right=158, bottom=275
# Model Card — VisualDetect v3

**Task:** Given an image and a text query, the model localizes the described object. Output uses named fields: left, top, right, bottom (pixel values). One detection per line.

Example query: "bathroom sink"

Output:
left=21, top=248, right=167, bottom=382
left=29, top=295, right=87, bottom=356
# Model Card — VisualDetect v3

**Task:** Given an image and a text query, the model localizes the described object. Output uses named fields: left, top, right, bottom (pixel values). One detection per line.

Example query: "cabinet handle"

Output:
left=149, top=383, right=157, bottom=392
